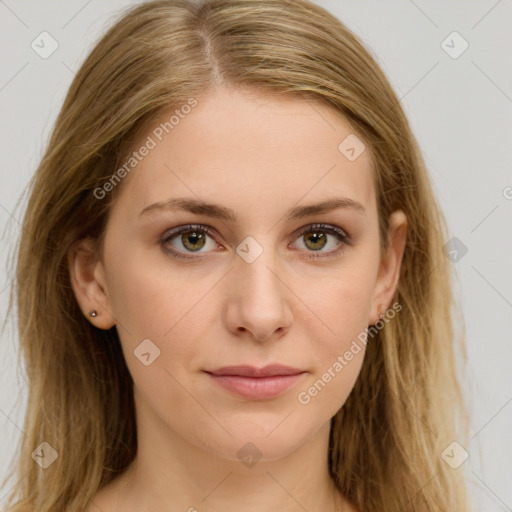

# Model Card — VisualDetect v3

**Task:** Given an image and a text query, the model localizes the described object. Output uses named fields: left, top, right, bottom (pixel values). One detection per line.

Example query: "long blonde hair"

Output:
left=3, top=0, right=470, bottom=510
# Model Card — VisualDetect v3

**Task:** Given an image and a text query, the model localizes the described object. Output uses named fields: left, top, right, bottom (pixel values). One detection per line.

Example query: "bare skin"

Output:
left=71, top=85, right=407, bottom=512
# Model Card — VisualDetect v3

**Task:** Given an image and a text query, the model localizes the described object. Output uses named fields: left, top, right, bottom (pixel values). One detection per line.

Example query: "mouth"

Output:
left=203, top=364, right=307, bottom=400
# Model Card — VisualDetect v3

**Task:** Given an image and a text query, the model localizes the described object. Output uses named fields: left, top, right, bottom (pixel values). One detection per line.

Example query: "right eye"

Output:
left=160, top=224, right=221, bottom=259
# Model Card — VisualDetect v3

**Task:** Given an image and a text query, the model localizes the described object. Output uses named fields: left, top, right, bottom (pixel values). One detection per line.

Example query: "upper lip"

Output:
left=204, top=365, right=306, bottom=378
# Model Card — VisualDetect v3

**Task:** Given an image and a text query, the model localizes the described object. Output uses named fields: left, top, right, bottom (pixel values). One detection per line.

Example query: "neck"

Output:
left=111, top=396, right=345, bottom=511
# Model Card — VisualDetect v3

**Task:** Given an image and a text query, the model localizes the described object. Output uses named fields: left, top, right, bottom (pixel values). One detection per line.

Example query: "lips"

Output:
left=205, top=364, right=305, bottom=378
left=203, top=365, right=307, bottom=400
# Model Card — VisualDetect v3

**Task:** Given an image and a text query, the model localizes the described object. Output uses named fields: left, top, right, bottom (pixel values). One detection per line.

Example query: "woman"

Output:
left=3, top=0, right=470, bottom=510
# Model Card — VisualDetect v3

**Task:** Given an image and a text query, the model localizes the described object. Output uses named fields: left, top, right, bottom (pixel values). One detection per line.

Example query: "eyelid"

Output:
left=161, top=223, right=217, bottom=242
left=293, top=223, right=351, bottom=243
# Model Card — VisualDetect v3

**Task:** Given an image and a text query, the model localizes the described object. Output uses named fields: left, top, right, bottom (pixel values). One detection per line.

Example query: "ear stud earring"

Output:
left=88, top=310, right=98, bottom=318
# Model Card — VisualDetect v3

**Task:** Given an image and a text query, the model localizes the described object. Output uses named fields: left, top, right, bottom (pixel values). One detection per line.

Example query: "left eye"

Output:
left=290, top=223, right=350, bottom=258
left=160, top=223, right=350, bottom=259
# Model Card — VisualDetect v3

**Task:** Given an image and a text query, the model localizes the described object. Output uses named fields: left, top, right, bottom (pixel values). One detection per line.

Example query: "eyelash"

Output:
left=160, top=223, right=351, bottom=260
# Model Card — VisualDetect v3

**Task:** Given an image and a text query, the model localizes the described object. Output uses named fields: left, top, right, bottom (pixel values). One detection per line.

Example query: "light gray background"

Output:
left=1, top=1, right=511, bottom=510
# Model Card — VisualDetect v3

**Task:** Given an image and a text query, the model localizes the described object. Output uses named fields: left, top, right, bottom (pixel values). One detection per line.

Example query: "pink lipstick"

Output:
left=204, top=364, right=307, bottom=400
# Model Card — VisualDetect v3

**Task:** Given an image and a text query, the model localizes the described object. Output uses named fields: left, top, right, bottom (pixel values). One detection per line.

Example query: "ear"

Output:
left=67, top=237, right=116, bottom=329
left=369, top=210, right=407, bottom=324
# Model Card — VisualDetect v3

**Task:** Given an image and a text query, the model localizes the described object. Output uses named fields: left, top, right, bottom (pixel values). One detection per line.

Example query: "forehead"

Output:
left=112, top=87, right=376, bottom=222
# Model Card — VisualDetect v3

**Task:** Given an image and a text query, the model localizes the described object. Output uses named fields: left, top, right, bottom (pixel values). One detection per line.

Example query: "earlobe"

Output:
left=67, top=238, right=116, bottom=329
left=369, top=210, right=407, bottom=325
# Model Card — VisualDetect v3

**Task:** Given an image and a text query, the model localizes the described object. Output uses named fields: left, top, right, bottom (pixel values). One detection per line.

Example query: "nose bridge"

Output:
left=236, top=233, right=284, bottom=303
left=225, top=233, right=293, bottom=340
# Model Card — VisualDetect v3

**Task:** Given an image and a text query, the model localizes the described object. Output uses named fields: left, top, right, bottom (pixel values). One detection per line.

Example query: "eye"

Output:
left=291, top=223, right=351, bottom=259
left=161, top=224, right=219, bottom=259
left=160, top=223, right=351, bottom=260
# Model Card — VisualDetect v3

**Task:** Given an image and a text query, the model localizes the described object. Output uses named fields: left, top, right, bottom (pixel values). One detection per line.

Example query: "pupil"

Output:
left=306, top=232, right=326, bottom=250
left=183, top=231, right=205, bottom=251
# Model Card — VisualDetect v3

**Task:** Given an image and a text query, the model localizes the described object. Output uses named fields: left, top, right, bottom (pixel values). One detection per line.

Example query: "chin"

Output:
left=194, top=419, right=317, bottom=465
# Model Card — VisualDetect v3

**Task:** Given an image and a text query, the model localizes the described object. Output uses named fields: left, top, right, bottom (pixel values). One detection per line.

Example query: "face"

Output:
left=71, top=86, right=406, bottom=463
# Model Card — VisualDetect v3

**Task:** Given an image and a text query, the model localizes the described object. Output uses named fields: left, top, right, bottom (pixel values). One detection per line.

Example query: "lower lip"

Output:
left=205, top=372, right=306, bottom=400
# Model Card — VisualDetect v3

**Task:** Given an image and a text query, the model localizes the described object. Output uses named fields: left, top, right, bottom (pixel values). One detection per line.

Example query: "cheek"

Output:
left=105, top=246, right=196, bottom=337
left=299, top=262, right=376, bottom=347
left=291, top=258, right=377, bottom=410
left=104, top=249, right=219, bottom=386
left=292, top=312, right=368, bottom=425
left=106, top=258, right=205, bottom=426
left=298, top=286, right=370, bottom=410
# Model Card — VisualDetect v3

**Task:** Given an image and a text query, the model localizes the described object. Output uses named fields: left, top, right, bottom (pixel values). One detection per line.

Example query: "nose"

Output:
left=223, top=239, right=293, bottom=343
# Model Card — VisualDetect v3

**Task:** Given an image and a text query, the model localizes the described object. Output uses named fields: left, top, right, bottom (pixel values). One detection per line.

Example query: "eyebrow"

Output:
left=139, top=196, right=366, bottom=221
